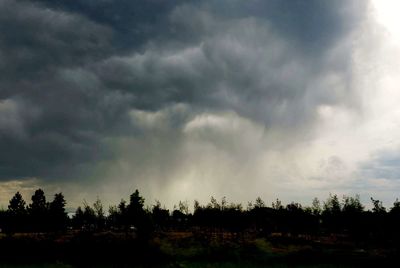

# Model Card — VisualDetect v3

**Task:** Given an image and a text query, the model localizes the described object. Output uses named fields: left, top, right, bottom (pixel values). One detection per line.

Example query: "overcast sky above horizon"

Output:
left=1, top=0, right=400, bottom=210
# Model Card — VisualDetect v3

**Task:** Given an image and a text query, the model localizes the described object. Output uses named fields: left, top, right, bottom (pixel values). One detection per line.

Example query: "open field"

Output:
left=0, top=230, right=396, bottom=267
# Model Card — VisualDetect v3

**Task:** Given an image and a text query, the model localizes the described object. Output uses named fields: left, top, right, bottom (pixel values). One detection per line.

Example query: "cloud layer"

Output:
left=1, top=0, right=399, bottom=208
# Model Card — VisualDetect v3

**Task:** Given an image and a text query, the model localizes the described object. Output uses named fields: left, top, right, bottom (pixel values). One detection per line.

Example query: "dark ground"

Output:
left=0, top=231, right=397, bottom=267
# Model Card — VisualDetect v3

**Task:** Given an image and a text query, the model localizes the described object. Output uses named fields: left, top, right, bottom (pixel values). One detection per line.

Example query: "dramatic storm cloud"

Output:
left=0, top=0, right=399, bottom=209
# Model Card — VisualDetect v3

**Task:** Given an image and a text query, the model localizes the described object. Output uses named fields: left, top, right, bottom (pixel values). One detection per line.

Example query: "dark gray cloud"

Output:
left=0, top=0, right=113, bottom=85
left=0, top=0, right=368, bottom=192
left=0, top=0, right=117, bottom=179
left=24, top=0, right=185, bottom=52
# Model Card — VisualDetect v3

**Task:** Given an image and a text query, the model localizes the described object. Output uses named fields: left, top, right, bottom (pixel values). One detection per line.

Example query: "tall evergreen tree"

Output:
left=29, top=189, right=47, bottom=213
left=49, top=193, right=68, bottom=231
left=8, top=192, right=26, bottom=215
left=127, top=189, right=152, bottom=236
left=72, top=206, right=84, bottom=229
left=7, top=192, right=27, bottom=232
left=28, top=189, right=49, bottom=231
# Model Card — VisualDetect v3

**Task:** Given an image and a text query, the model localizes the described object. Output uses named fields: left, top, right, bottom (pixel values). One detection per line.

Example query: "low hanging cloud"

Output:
left=3, top=0, right=398, bottom=208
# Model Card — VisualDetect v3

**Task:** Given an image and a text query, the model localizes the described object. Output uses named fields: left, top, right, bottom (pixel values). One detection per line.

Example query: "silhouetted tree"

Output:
left=254, top=197, right=265, bottom=209
left=209, top=196, right=220, bottom=210
left=6, top=189, right=400, bottom=243
left=28, top=189, right=49, bottom=232
left=127, top=189, right=153, bottom=237
left=117, top=199, right=129, bottom=228
left=311, top=197, right=321, bottom=216
left=342, top=195, right=364, bottom=237
left=323, top=194, right=341, bottom=214
left=371, top=198, right=386, bottom=214
left=322, top=194, right=342, bottom=233
left=304, top=198, right=322, bottom=235
left=272, top=198, right=283, bottom=210
left=370, top=197, right=387, bottom=238
left=72, top=206, right=85, bottom=229
left=223, top=202, right=245, bottom=235
left=83, top=201, right=96, bottom=231
left=285, top=202, right=306, bottom=235
left=49, top=193, right=68, bottom=231
left=391, top=198, right=400, bottom=213
left=172, top=209, right=186, bottom=229
left=29, top=189, right=47, bottom=212
left=72, top=201, right=96, bottom=231
left=128, top=190, right=145, bottom=219
left=152, top=200, right=169, bottom=230
left=179, top=200, right=190, bottom=215
left=7, top=192, right=27, bottom=232
left=342, top=195, right=364, bottom=213
left=248, top=197, right=275, bottom=235
left=389, top=199, right=400, bottom=238
left=8, top=192, right=26, bottom=215
left=93, top=197, right=105, bottom=230
left=171, top=200, right=190, bottom=229
left=271, top=199, right=287, bottom=234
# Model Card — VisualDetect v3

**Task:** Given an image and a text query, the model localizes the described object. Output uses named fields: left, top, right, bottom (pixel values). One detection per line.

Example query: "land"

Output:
left=0, top=230, right=397, bottom=267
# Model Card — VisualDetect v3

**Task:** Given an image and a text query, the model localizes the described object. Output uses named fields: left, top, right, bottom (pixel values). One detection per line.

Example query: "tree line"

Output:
left=0, top=189, right=67, bottom=232
left=1, top=189, right=400, bottom=241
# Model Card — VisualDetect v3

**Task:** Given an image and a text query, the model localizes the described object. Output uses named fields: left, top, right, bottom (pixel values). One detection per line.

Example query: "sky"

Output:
left=1, top=0, right=400, bottom=211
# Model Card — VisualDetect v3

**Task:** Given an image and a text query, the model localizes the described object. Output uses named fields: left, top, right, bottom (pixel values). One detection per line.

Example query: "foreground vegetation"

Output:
left=0, top=229, right=397, bottom=267
left=0, top=189, right=399, bottom=266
